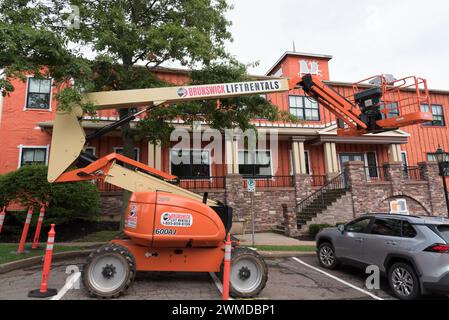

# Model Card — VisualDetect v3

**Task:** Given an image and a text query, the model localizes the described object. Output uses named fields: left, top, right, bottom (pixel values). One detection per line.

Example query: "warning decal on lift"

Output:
left=126, top=205, right=138, bottom=229
left=161, top=212, right=192, bottom=228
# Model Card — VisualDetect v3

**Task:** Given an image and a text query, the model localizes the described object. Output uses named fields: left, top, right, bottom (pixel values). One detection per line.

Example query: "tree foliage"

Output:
left=0, top=165, right=100, bottom=225
left=0, top=0, right=296, bottom=144
left=135, top=60, right=298, bottom=146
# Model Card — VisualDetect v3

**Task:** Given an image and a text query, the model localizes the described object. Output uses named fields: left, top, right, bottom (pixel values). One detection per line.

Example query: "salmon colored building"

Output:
left=1, top=51, right=448, bottom=234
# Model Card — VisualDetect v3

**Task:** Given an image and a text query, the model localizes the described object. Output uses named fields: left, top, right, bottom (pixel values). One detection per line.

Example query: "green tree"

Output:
left=0, top=0, right=295, bottom=228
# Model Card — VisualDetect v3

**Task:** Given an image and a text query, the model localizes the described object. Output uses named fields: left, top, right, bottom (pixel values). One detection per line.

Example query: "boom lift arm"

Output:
left=290, top=74, right=432, bottom=136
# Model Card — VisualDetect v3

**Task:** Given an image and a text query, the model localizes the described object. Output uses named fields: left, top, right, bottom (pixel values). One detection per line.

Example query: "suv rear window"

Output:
left=402, top=221, right=417, bottom=238
left=437, top=225, right=449, bottom=242
left=370, top=218, right=417, bottom=238
left=371, top=218, right=402, bottom=237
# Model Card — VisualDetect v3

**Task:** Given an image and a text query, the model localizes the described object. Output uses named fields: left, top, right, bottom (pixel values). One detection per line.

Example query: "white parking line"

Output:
left=292, top=257, right=384, bottom=301
left=209, top=272, right=234, bottom=300
left=51, top=272, right=81, bottom=300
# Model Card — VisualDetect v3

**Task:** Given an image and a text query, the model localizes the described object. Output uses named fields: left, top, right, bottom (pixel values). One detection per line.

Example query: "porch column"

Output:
left=155, top=143, right=162, bottom=171
left=324, top=142, right=339, bottom=175
left=147, top=141, right=162, bottom=170
left=388, top=144, right=402, bottom=162
left=225, top=137, right=234, bottom=174
left=291, top=136, right=307, bottom=174
left=147, top=142, right=155, bottom=167
left=232, top=136, right=240, bottom=174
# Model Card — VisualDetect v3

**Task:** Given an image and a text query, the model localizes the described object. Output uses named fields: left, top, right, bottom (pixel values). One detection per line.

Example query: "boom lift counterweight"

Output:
left=47, top=73, right=432, bottom=298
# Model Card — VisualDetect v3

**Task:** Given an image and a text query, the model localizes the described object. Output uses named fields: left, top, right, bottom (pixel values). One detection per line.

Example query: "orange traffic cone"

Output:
left=28, top=224, right=58, bottom=298
left=32, top=205, right=46, bottom=249
left=0, top=206, right=6, bottom=235
left=18, top=206, right=34, bottom=254
left=222, top=233, right=232, bottom=300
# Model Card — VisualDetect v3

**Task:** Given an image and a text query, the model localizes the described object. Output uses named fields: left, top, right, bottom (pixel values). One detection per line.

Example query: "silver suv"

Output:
left=316, top=213, right=449, bottom=300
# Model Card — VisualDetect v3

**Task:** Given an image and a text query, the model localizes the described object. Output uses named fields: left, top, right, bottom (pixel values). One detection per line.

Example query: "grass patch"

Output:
left=244, top=245, right=316, bottom=252
left=0, top=243, right=84, bottom=265
left=72, top=230, right=119, bottom=243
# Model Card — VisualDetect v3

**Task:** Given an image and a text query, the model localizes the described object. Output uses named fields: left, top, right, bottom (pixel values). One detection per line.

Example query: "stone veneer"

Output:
left=99, top=161, right=448, bottom=235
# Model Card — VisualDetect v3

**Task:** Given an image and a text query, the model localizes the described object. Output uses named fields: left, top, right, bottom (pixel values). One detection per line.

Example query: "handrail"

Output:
left=297, top=171, right=349, bottom=213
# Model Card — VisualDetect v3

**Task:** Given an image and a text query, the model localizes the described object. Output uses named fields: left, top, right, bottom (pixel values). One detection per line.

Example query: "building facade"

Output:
left=1, top=52, right=448, bottom=234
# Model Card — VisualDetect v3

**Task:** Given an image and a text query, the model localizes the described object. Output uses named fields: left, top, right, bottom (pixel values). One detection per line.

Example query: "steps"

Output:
left=271, top=224, right=286, bottom=235
left=297, top=188, right=348, bottom=228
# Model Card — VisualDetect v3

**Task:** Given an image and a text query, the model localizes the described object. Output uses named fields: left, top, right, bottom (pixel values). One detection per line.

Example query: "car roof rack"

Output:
left=365, top=213, right=423, bottom=219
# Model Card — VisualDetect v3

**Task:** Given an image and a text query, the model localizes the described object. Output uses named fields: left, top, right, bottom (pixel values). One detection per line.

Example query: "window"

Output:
left=289, top=95, right=320, bottom=121
left=401, top=152, right=408, bottom=176
left=427, top=153, right=449, bottom=175
left=114, top=147, right=140, bottom=167
left=436, top=225, right=449, bottom=242
left=114, top=147, right=140, bottom=161
left=20, top=147, right=47, bottom=167
left=170, top=149, right=211, bottom=178
left=381, top=102, right=399, bottom=118
left=371, top=218, right=402, bottom=237
left=421, top=104, right=445, bottom=126
left=84, top=147, right=96, bottom=157
left=26, top=78, right=52, bottom=109
left=365, top=152, right=378, bottom=179
left=402, top=221, right=417, bottom=238
left=304, top=151, right=311, bottom=175
left=346, top=217, right=371, bottom=233
left=238, top=150, right=272, bottom=177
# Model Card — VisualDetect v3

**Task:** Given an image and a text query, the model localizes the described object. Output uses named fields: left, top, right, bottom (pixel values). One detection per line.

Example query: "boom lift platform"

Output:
left=47, top=73, right=431, bottom=298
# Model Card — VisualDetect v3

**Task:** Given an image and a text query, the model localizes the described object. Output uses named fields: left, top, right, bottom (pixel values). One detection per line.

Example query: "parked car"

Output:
left=316, top=213, right=449, bottom=300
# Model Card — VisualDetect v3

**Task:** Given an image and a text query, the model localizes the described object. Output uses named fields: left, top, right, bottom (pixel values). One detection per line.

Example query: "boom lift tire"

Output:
left=83, top=243, right=136, bottom=299
left=219, top=247, right=268, bottom=298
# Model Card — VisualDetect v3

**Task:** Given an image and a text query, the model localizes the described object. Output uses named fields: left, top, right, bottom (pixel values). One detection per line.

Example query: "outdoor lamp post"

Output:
left=435, top=147, right=449, bottom=217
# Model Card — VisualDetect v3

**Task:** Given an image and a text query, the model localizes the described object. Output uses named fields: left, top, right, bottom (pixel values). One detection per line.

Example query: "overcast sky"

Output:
left=225, top=0, right=449, bottom=89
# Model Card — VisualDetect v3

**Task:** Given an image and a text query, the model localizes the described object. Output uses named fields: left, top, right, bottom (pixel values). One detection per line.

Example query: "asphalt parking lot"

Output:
left=0, top=253, right=407, bottom=300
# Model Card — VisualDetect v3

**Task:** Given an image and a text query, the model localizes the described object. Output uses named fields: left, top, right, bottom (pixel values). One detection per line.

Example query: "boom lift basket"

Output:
left=351, top=75, right=432, bottom=130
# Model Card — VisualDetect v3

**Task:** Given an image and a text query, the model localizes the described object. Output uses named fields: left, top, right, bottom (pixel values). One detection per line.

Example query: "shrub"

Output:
left=308, top=223, right=333, bottom=238
left=0, top=165, right=100, bottom=226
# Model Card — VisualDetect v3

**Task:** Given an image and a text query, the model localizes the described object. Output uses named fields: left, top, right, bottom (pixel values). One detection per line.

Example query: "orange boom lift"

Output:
left=47, top=73, right=431, bottom=298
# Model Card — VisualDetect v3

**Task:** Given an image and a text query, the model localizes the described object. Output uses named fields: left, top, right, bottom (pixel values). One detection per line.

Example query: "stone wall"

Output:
left=345, top=161, right=447, bottom=217
left=100, top=176, right=297, bottom=233
left=99, top=161, right=447, bottom=235
left=100, top=190, right=226, bottom=219
left=225, top=174, right=296, bottom=232
left=100, top=192, right=123, bottom=220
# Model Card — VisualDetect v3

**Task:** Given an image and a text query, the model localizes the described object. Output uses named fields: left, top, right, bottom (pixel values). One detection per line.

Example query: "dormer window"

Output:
left=299, top=60, right=320, bottom=75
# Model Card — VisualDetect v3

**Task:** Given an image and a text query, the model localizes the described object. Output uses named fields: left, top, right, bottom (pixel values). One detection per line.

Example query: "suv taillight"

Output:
left=424, top=244, right=449, bottom=253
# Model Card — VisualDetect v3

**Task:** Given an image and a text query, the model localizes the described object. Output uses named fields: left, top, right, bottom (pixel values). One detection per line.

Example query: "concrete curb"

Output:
left=0, top=249, right=94, bottom=275
left=258, top=251, right=316, bottom=258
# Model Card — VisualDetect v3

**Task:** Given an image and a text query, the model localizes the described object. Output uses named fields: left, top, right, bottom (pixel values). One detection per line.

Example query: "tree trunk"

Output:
left=118, top=107, right=135, bottom=231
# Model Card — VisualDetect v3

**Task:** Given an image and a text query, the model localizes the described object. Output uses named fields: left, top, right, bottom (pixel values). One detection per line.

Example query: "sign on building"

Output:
left=247, top=179, right=256, bottom=193
left=389, top=199, right=409, bottom=215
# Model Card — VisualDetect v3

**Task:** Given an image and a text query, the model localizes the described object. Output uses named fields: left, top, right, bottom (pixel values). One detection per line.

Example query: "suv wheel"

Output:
left=317, top=243, right=339, bottom=269
left=388, top=262, right=420, bottom=300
